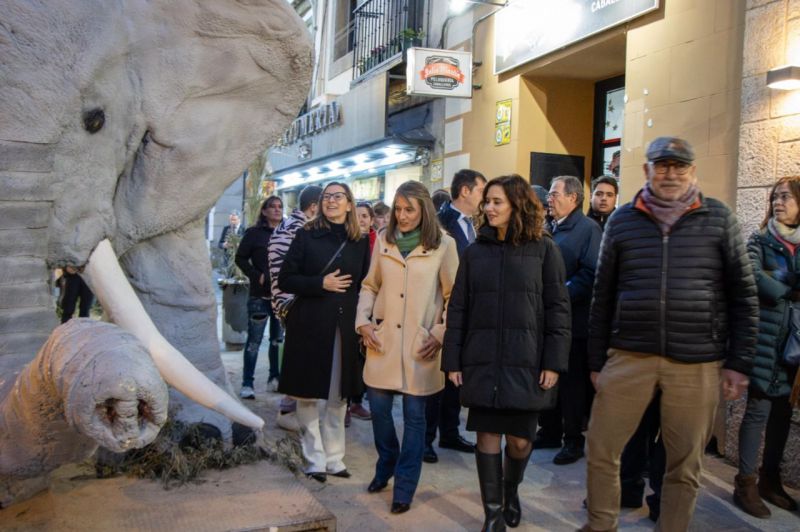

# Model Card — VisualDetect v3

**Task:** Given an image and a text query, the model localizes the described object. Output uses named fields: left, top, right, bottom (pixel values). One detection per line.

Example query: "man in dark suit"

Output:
left=424, top=168, right=486, bottom=463
left=218, top=210, right=243, bottom=269
left=537, top=175, right=602, bottom=465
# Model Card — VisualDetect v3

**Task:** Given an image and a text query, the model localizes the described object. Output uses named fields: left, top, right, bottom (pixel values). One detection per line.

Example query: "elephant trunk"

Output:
left=81, top=239, right=264, bottom=429
left=0, top=319, right=168, bottom=506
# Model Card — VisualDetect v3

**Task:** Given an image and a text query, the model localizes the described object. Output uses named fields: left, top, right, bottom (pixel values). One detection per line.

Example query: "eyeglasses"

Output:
left=771, top=192, right=795, bottom=204
left=546, top=191, right=575, bottom=199
left=649, top=161, right=692, bottom=175
left=322, top=192, right=348, bottom=202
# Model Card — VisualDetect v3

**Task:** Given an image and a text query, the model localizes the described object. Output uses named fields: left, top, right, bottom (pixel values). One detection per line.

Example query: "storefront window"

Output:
left=592, top=75, right=624, bottom=180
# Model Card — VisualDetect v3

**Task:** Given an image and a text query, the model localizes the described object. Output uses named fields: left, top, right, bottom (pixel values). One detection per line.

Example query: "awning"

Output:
left=273, top=136, right=431, bottom=191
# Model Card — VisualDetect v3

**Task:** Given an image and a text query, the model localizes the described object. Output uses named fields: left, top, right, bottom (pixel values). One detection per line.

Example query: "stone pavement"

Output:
left=222, top=344, right=800, bottom=532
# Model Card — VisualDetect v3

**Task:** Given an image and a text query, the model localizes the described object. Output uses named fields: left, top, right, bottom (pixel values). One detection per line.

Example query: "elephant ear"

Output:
left=113, top=0, right=313, bottom=252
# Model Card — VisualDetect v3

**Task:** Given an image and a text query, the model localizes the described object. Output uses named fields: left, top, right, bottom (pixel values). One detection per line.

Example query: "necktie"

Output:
left=465, top=217, right=476, bottom=243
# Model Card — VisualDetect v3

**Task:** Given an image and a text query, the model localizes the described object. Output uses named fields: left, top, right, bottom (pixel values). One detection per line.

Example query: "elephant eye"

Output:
left=83, top=108, right=105, bottom=134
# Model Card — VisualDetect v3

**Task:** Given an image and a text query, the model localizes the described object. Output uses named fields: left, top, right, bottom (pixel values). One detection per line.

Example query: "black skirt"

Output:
left=466, top=407, right=539, bottom=441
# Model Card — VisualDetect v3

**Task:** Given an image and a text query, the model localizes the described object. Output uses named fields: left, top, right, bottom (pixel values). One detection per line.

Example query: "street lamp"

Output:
left=450, top=0, right=508, bottom=14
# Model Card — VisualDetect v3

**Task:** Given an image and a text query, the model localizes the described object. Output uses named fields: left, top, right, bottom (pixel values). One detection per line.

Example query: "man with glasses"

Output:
left=536, top=175, right=602, bottom=465
left=581, top=137, right=758, bottom=532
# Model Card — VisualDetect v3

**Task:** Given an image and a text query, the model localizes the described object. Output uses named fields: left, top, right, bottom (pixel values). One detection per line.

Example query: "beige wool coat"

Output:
left=355, top=231, right=459, bottom=396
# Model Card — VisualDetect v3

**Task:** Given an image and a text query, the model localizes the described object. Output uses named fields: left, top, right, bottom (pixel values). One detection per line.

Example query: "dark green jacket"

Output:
left=748, top=229, right=797, bottom=396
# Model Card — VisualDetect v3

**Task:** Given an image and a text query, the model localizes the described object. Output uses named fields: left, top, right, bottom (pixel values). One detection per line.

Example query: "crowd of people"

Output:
left=219, top=136, right=800, bottom=531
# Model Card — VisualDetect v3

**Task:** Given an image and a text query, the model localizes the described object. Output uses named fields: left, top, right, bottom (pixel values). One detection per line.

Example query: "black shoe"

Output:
left=367, top=478, right=388, bottom=493
left=423, top=444, right=439, bottom=463
left=390, top=502, right=411, bottom=514
left=620, top=490, right=643, bottom=509
left=439, top=435, right=476, bottom=453
left=533, top=435, right=562, bottom=449
left=306, top=472, right=327, bottom=483
left=553, top=444, right=584, bottom=465
left=330, top=469, right=351, bottom=478
left=646, top=493, right=660, bottom=522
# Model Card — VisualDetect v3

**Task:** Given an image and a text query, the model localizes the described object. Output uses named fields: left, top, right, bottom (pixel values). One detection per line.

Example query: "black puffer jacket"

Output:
left=587, top=192, right=758, bottom=374
left=442, top=226, right=571, bottom=411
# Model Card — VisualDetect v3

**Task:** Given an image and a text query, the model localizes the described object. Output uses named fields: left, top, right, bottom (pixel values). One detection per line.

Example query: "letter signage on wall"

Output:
left=277, top=101, right=342, bottom=146
left=407, top=47, right=472, bottom=99
left=494, top=0, right=659, bottom=75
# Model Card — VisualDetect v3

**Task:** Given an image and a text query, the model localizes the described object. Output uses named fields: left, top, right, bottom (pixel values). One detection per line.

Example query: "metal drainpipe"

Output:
left=470, top=3, right=508, bottom=89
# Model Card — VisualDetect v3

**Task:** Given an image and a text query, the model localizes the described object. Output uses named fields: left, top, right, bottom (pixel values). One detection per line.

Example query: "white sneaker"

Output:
left=239, top=386, right=255, bottom=399
left=266, top=378, right=279, bottom=393
left=276, top=411, right=300, bottom=432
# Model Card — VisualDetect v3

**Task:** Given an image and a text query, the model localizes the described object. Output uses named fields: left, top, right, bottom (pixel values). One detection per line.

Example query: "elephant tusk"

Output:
left=81, top=239, right=264, bottom=429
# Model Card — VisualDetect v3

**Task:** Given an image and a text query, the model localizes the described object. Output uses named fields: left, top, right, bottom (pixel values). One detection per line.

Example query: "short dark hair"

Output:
left=373, top=201, right=390, bottom=216
left=431, top=188, right=451, bottom=211
left=451, top=169, right=486, bottom=199
left=591, top=176, right=619, bottom=195
left=299, top=184, right=323, bottom=211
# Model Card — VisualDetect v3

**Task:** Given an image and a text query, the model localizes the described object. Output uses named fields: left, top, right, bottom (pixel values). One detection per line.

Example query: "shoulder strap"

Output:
left=319, top=240, right=348, bottom=275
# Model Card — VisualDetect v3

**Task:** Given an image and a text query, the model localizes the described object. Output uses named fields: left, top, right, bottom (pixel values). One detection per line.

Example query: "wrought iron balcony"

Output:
left=352, top=0, right=425, bottom=80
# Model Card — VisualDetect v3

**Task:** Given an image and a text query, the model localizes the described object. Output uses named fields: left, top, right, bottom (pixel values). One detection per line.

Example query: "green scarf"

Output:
left=395, top=228, right=421, bottom=255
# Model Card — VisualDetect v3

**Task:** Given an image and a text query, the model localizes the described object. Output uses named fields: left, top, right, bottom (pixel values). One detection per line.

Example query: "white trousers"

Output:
left=295, top=328, right=347, bottom=474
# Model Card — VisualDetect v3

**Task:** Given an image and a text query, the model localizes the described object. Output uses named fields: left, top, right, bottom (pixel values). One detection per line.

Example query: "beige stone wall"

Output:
left=621, top=0, right=745, bottom=205
left=730, top=0, right=800, bottom=488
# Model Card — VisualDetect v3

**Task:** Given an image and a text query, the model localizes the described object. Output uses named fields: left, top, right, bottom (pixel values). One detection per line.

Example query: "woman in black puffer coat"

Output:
left=733, top=176, right=800, bottom=518
left=442, top=175, right=571, bottom=531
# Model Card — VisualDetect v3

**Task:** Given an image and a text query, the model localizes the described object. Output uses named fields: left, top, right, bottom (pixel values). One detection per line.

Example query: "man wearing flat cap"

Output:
left=580, top=137, right=759, bottom=531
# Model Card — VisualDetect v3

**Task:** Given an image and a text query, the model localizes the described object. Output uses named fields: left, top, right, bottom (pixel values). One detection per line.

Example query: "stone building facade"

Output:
left=732, top=0, right=800, bottom=488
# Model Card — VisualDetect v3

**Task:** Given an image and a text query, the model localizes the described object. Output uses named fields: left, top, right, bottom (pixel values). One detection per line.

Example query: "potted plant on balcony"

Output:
left=400, top=28, right=424, bottom=51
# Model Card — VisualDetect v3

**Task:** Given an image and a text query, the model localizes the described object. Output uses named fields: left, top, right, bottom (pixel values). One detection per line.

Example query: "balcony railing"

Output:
left=352, top=0, right=425, bottom=79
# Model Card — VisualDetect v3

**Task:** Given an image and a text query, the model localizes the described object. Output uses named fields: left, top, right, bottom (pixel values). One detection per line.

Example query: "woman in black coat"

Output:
left=442, top=175, right=571, bottom=531
left=278, top=182, right=370, bottom=482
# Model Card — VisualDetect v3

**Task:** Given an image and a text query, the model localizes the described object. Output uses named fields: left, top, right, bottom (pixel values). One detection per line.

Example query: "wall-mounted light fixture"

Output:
left=767, top=65, right=800, bottom=90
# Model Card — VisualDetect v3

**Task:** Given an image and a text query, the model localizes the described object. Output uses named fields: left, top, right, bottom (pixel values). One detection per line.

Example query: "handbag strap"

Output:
left=318, top=240, right=348, bottom=276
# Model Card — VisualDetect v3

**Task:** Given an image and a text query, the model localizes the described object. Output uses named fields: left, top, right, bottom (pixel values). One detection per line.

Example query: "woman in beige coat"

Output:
left=356, top=181, right=459, bottom=514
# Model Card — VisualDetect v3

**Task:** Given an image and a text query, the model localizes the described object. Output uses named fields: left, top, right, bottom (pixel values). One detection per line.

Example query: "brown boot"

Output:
left=759, top=468, right=799, bottom=511
left=734, top=473, right=771, bottom=518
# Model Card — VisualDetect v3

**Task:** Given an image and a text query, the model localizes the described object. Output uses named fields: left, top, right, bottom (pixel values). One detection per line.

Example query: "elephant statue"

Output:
left=0, top=0, right=312, bottom=506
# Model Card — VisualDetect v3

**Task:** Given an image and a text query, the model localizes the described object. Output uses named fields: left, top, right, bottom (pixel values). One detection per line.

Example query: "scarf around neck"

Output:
left=640, top=183, right=700, bottom=234
left=395, top=228, right=421, bottom=255
left=769, top=217, right=800, bottom=245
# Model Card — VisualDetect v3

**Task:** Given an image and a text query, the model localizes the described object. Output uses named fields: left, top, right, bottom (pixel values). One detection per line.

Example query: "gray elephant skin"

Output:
left=0, top=0, right=312, bottom=507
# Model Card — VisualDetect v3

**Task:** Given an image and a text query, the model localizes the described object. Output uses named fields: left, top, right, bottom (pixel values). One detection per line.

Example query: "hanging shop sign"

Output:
left=494, top=0, right=659, bottom=74
left=278, top=102, right=342, bottom=146
left=406, top=48, right=472, bottom=99
left=495, top=99, right=512, bottom=146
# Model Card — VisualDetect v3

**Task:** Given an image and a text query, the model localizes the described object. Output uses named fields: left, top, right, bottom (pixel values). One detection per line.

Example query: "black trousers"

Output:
left=537, top=340, right=592, bottom=446
left=425, top=377, right=462, bottom=445
left=620, top=393, right=665, bottom=504
left=61, top=273, right=94, bottom=323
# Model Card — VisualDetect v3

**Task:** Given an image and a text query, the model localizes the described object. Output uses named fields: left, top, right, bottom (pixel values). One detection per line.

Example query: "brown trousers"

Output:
left=586, top=349, right=721, bottom=532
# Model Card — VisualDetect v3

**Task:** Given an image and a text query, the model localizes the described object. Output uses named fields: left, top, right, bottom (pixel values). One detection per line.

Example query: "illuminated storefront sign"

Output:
left=494, top=0, right=659, bottom=74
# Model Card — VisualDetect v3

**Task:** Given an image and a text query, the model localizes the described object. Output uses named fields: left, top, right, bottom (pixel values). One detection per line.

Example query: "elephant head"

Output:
left=0, top=0, right=312, bottom=474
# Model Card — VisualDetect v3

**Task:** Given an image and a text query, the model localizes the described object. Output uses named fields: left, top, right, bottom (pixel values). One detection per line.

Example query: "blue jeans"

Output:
left=242, top=297, right=283, bottom=387
left=367, top=387, right=428, bottom=504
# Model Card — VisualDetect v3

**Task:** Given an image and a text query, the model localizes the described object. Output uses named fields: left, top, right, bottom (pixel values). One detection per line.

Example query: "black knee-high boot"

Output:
left=503, top=447, right=530, bottom=527
left=476, top=450, right=506, bottom=532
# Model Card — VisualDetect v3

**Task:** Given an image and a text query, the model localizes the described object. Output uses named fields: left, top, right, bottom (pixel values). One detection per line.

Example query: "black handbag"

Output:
left=783, top=303, right=800, bottom=366
left=277, top=239, right=348, bottom=325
